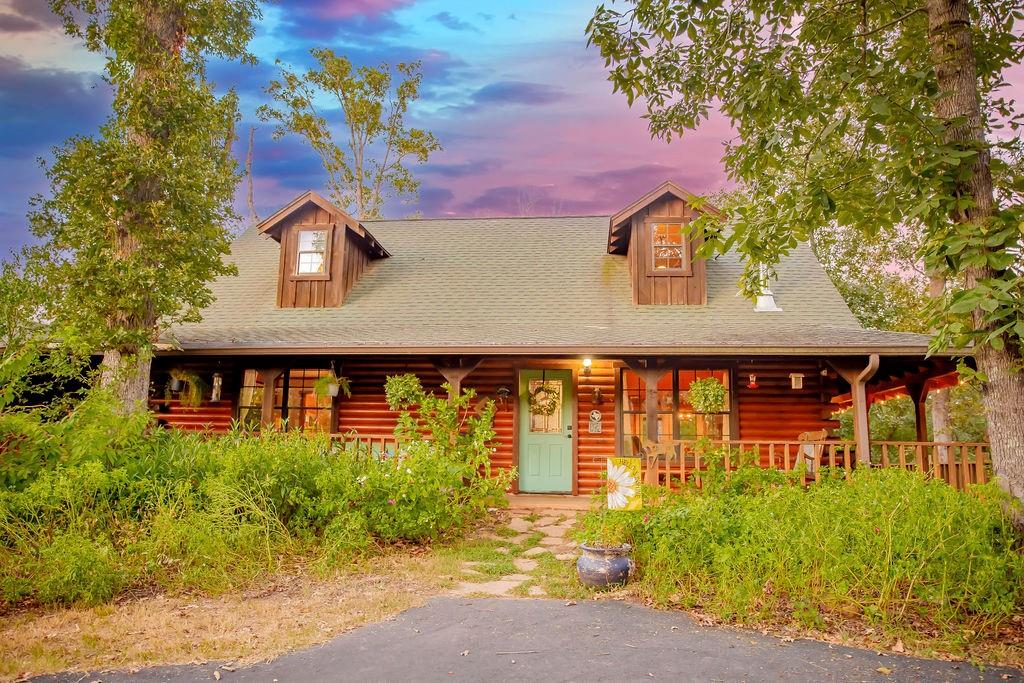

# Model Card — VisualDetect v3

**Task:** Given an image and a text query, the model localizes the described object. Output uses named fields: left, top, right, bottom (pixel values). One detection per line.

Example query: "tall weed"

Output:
left=580, top=466, right=1024, bottom=638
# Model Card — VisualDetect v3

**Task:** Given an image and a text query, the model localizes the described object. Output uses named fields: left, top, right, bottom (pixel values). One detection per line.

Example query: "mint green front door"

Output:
left=518, top=369, right=573, bottom=493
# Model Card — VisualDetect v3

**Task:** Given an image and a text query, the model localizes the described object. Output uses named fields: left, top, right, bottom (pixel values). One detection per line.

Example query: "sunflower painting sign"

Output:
left=606, top=457, right=642, bottom=510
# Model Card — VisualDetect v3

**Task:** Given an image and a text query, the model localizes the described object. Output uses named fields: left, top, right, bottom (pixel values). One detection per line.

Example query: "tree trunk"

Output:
left=926, top=0, right=1024, bottom=505
left=930, top=387, right=950, bottom=463
left=97, top=3, right=185, bottom=413
left=246, top=125, right=257, bottom=224
left=99, top=348, right=153, bottom=414
left=926, top=275, right=951, bottom=463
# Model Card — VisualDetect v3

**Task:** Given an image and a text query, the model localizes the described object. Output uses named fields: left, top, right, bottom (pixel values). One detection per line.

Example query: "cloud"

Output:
left=429, top=12, right=480, bottom=33
left=421, top=159, right=503, bottom=178
left=408, top=185, right=454, bottom=216
left=6, top=0, right=62, bottom=28
left=0, top=13, right=41, bottom=32
left=0, top=57, right=110, bottom=158
left=271, top=0, right=412, bottom=41
left=471, top=81, right=566, bottom=106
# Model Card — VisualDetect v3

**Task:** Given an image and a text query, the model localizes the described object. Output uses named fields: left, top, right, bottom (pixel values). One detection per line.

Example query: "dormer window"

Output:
left=296, top=229, right=329, bottom=275
left=649, top=221, right=690, bottom=274
left=256, top=191, right=389, bottom=308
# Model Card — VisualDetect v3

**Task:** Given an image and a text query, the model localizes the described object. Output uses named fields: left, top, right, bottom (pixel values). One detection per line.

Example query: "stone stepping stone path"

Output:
left=451, top=509, right=579, bottom=598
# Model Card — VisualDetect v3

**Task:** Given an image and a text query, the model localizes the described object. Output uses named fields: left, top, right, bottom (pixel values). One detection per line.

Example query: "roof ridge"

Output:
left=362, top=214, right=611, bottom=223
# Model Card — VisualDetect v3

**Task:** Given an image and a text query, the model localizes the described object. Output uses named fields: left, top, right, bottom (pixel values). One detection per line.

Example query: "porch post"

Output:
left=259, top=368, right=282, bottom=429
left=432, top=357, right=481, bottom=401
left=829, top=355, right=880, bottom=463
left=906, top=380, right=929, bottom=443
left=627, top=359, right=672, bottom=486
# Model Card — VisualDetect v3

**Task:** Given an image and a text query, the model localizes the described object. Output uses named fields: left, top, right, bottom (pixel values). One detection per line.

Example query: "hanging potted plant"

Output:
left=688, top=376, right=727, bottom=441
left=313, top=367, right=352, bottom=399
left=169, top=369, right=208, bottom=408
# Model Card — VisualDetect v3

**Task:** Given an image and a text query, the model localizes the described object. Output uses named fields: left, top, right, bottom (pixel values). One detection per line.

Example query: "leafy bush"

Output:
left=578, top=464, right=1024, bottom=639
left=0, top=374, right=512, bottom=606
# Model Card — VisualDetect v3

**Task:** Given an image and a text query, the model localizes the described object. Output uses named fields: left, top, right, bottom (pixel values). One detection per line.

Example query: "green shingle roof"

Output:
left=163, top=215, right=933, bottom=355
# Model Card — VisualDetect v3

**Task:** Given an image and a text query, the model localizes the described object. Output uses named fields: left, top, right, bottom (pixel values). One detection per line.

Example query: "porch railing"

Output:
left=329, top=433, right=401, bottom=458
left=641, top=439, right=991, bottom=492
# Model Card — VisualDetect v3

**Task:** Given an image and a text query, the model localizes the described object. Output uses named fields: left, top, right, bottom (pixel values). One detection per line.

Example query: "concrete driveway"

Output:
left=39, top=597, right=1019, bottom=682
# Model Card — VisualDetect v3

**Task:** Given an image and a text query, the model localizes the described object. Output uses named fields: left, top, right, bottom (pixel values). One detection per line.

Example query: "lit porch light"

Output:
left=582, top=357, right=593, bottom=377
left=790, top=373, right=804, bottom=390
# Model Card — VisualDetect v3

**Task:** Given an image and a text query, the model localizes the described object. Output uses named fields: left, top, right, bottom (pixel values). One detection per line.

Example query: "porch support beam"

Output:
left=259, top=368, right=283, bottom=429
left=432, top=357, right=482, bottom=400
left=906, top=380, right=930, bottom=443
left=828, top=355, right=880, bottom=463
left=626, top=358, right=673, bottom=485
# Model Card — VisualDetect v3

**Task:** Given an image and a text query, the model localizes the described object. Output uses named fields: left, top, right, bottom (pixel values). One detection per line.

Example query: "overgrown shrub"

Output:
left=578, top=464, right=1024, bottom=639
left=0, top=373, right=513, bottom=607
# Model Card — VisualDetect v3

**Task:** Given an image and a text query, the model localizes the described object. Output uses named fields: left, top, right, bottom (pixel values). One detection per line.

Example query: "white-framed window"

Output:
left=650, top=222, right=689, bottom=272
left=296, top=229, right=328, bottom=274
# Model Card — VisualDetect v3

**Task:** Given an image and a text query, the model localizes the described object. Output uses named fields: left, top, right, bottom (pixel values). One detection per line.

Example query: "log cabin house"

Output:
left=150, top=181, right=984, bottom=495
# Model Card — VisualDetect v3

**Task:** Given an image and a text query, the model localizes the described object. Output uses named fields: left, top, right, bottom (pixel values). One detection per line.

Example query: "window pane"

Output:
left=528, top=379, right=562, bottom=433
left=653, top=246, right=683, bottom=270
left=298, top=230, right=327, bottom=252
left=652, top=223, right=684, bottom=245
left=621, top=370, right=673, bottom=411
left=297, top=252, right=325, bottom=274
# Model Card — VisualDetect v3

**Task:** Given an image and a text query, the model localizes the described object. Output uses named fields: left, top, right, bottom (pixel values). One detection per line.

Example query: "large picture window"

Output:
left=620, top=368, right=731, bottom=457
left=237, top=368, right=334, bottom=432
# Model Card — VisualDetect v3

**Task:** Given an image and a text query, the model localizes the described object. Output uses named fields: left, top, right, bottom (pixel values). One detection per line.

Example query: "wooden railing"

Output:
left=640, top=439, right=991, bottom=492
left=329, top=433, right=401, bottom=458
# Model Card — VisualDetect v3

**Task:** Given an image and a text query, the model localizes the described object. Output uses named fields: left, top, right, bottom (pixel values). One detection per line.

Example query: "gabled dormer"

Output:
left=608, top=181, right=719, bottom=306
left=257, top=191, right=389, bottom=308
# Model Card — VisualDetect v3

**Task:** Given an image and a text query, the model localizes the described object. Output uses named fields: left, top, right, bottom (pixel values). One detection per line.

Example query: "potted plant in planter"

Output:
left=577, top=532, right=634, bottom=588
left=169, top=369, right=207, bottom=408
left=313, top=369, right=352, bottom=399
left=577, top=459, right=640, bottom=588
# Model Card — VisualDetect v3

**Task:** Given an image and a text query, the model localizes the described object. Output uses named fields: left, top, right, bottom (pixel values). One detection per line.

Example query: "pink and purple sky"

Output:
left=0, top=0, right=1020, bottom=255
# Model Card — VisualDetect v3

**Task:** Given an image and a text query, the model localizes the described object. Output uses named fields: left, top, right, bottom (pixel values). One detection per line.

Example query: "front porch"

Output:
left=149, top=351, right=986, bottom=495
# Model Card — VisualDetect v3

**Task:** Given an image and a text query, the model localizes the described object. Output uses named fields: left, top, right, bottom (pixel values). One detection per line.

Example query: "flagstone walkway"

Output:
left=450, top=509, right=580, bottom=598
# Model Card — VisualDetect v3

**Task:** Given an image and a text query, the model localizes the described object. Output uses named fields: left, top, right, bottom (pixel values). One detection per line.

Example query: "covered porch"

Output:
left=149, top=349, right=985, bottom=495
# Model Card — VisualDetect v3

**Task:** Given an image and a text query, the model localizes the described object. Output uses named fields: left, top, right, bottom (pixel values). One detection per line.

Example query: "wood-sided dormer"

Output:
left=257, top=191, right=389, bottom=308
left=608, top=181, right=718, bottom=306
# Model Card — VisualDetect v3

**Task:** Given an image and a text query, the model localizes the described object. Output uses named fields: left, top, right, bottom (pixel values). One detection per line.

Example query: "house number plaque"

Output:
left=588, top=410, right=602, bottom=434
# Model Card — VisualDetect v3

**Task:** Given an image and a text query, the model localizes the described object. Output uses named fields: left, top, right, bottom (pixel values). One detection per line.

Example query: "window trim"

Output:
left=645, top=217, right=692, bottom=276
left=290, top=224, right=334, bottom=281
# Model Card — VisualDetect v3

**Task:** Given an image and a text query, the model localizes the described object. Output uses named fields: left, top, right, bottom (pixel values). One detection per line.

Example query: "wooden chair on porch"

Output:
left=639, top=438, right=677, bottom=486
left=797, top=429, right=830, bottom=475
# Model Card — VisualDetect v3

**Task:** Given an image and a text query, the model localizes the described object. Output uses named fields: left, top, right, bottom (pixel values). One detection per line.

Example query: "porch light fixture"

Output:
left=582, top=357, right=593, bottom=377
left=211, top=372, right=223, bottom=402
left=790, top=373, right=804, bottom=390
left=747, top=374, right=759, bottom=389
left=495, top=386, right=511, bottom=409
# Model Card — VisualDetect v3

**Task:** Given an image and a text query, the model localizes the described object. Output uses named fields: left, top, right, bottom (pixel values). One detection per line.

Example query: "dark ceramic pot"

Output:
left=577, top=543, right=633, bottom=588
